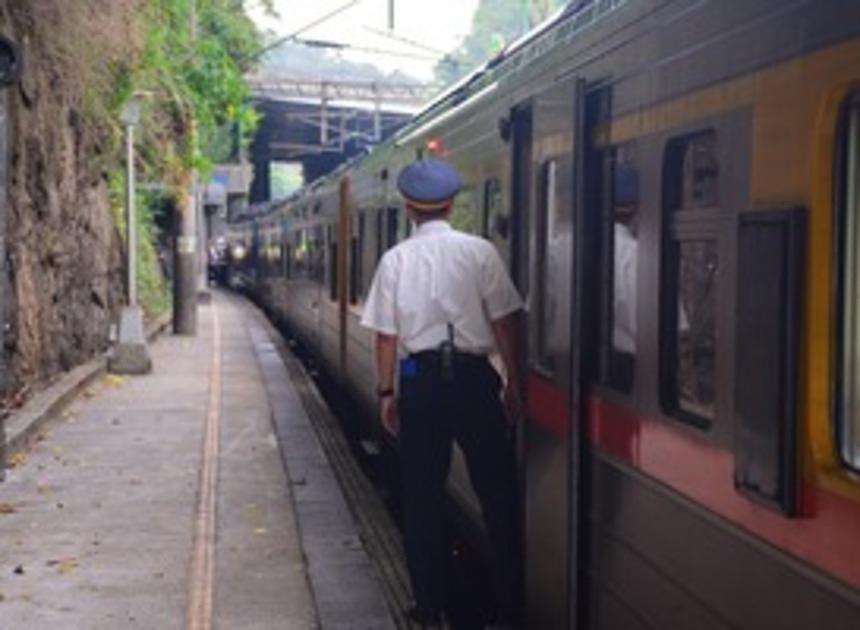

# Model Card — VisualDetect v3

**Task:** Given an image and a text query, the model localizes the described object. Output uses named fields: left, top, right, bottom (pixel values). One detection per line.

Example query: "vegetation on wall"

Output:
left=113, top=0, right=273, bottom=314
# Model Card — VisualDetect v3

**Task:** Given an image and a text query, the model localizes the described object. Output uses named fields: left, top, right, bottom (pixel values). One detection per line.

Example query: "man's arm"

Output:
left=491, top=310, right=525, bottom=422
left=375, top=332, right=399, bottom=436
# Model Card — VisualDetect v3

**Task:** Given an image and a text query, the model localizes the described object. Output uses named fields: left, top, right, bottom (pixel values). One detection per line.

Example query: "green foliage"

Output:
left=109, top=171, right=172, bottom=317
left=134, top=0, right=267, bottom=180
left=435, top=0, right=569, bottom=85
left=106, top=0, right=269, bottom=314
left=270, top=163, right=305, bottom=199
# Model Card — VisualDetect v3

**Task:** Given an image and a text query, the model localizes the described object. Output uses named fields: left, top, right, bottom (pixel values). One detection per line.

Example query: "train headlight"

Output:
left=231, top=243, right=248, bottom=261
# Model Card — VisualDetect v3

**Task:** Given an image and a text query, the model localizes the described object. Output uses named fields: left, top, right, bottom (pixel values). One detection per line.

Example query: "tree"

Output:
left=435, top=0, right=569, bottom=86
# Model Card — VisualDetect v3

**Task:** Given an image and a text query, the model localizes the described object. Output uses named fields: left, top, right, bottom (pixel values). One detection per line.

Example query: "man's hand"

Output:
left=374, top=332, right=399, bottom=436
left=491, top=310, right=525, bottom=426
left=380, top=395, right=399, bottom=436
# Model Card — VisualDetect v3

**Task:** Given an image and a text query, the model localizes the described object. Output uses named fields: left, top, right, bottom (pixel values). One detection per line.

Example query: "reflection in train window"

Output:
left=838, top=94, right=860, bottom=470
left=451, top=185, right=478, bottom=234
left=533, top=157, right=573, bottom=375
left=667, top=131, right=720, bottom=212
left=675, top=241, right=717, bottom=420
left=312, top=226, right=325, bottom=282
left=483, top=178, right=503, bottom=239
left=602, top=143, right=639, bottom=393
left=661, top=131, right=720, bottom=427
left=291, top=230, right=306, bottom=278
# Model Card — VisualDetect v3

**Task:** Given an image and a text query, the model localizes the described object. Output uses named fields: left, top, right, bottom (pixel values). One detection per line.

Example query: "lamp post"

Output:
left=109, top=94, right=152, bottom=374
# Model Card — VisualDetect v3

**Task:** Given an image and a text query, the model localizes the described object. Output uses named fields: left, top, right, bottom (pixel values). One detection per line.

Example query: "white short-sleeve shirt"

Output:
left=360, top=220, right=523, bottom=355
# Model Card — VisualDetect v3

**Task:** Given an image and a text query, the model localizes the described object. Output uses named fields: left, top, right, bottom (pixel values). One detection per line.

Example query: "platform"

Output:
left=0, top=293, right=396, bottom=629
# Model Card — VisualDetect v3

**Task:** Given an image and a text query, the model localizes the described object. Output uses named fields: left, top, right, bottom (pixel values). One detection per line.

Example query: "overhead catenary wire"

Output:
left=250, top=0, right=363, bottom=61
left=361, top=24, right=449, bottom=56
left=293, top=37, right=447, bottom=63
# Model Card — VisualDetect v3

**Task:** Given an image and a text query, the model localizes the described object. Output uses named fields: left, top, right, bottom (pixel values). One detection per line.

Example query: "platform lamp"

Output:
left=109, top=92, right=152, bottom=375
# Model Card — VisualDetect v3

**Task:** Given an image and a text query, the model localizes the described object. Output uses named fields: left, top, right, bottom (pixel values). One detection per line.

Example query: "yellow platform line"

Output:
left=187, top=305, right=222, bottom=630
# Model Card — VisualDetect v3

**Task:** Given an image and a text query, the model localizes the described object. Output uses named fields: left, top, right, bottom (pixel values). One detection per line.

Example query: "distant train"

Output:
left=227, top=0, right=860, bottom=627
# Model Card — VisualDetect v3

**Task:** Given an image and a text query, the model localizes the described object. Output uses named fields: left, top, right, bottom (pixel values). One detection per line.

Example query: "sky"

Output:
left=249, top=0, right=481, bottom=82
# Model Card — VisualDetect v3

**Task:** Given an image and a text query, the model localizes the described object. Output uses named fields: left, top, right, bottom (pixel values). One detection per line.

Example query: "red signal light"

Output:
left=426, top=138, right=443, bottom=154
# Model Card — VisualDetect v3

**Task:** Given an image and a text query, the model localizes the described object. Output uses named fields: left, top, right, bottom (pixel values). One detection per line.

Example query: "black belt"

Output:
left=409, top=349, right=489, bottom=366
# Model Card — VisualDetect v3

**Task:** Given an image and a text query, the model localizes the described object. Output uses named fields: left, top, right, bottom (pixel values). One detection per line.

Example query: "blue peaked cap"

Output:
left=397, top=159, right=462, bottom=211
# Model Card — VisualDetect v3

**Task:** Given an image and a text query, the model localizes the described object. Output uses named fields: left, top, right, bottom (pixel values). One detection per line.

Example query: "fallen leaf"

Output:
left=47, top=558, right=78, bottom=575
left=0, top=503, right=16, bottom=515
left=8, top=452, right=27, bottom=468
left=0, top=592, right=5, bottom=602
left=12, top=565, right=24, bottom=575
left=102, top=374, right=127, bottom=387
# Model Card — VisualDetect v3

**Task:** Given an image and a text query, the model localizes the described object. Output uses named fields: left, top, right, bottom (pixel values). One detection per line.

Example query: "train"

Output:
left=226, top=0, right=860, bottom=628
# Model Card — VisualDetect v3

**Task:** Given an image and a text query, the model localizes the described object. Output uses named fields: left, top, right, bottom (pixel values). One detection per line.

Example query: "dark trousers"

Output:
left=398, top=353, right=521, bottom=621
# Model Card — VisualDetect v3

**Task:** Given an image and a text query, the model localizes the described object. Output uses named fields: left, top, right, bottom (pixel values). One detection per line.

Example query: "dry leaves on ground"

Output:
left=7, top=452, right=27, bottom=468
left=102, top=374, right=127, bottom=387
left=46, top=558, right=79, bottom=575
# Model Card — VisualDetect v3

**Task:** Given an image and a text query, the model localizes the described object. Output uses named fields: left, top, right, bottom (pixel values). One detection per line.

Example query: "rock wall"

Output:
left=0, top=1, right=136, bottom=387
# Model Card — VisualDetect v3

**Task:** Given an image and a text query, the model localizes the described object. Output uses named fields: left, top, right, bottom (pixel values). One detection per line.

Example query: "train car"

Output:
left=228, top=0, right=860, bottom=627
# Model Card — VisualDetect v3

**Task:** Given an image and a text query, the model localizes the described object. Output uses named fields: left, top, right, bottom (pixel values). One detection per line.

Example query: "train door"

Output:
left=511, top=79, right=577, bottom=630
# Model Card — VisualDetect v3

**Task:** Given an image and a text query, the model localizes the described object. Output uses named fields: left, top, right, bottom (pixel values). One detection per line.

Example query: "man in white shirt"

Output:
left=361, top=158, right=524, bottom=628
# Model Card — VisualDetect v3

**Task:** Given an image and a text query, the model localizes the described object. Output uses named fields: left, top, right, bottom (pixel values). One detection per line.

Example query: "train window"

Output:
left=312, top=226, right=325, bottom=283
left=532, top=157, right=573, bottom=375
left=533, top=160, right=558, bottom=371
left=838, top=95, right=860, bottom=470
left=673, top=131, right=719, bottom=212
left=387, top=207, right=399, bottom=249
left=661, top=131, right=720, bottom=427
left=600, top=143, right=639, bottom=393
left=349, top=212, right=365, bottom=305
left=451, top=185, right=479, bottom=234
left=349, top=236, right=359, bottom=304
left=674, top=241, right=718, bottom=419
left=375, top=208, right=385, bottom=263
left=483, top=178, right=503, bottom=239
left=328, top=225, right=337, bottom=302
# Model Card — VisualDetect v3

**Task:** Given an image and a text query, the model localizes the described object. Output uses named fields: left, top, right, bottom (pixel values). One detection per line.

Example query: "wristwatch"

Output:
left=376, top=387, right=395, bottom=398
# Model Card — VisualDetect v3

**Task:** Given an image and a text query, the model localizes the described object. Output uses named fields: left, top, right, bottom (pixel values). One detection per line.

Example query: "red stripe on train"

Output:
left=526, top=373, right=569, bottom=436
left=588, top=396, right=860, bottom=591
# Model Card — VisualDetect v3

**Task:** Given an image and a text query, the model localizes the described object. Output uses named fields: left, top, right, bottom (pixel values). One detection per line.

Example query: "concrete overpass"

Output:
left=248, top=77, right=437, bottom=204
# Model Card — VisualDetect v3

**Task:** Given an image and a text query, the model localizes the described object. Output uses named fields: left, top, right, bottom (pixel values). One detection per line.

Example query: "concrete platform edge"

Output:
left=1, top=312, right=173, bottom=470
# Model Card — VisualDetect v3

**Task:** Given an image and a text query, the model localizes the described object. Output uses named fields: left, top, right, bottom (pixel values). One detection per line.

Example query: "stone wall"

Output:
left=0, top=1, right=135, bottom=387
